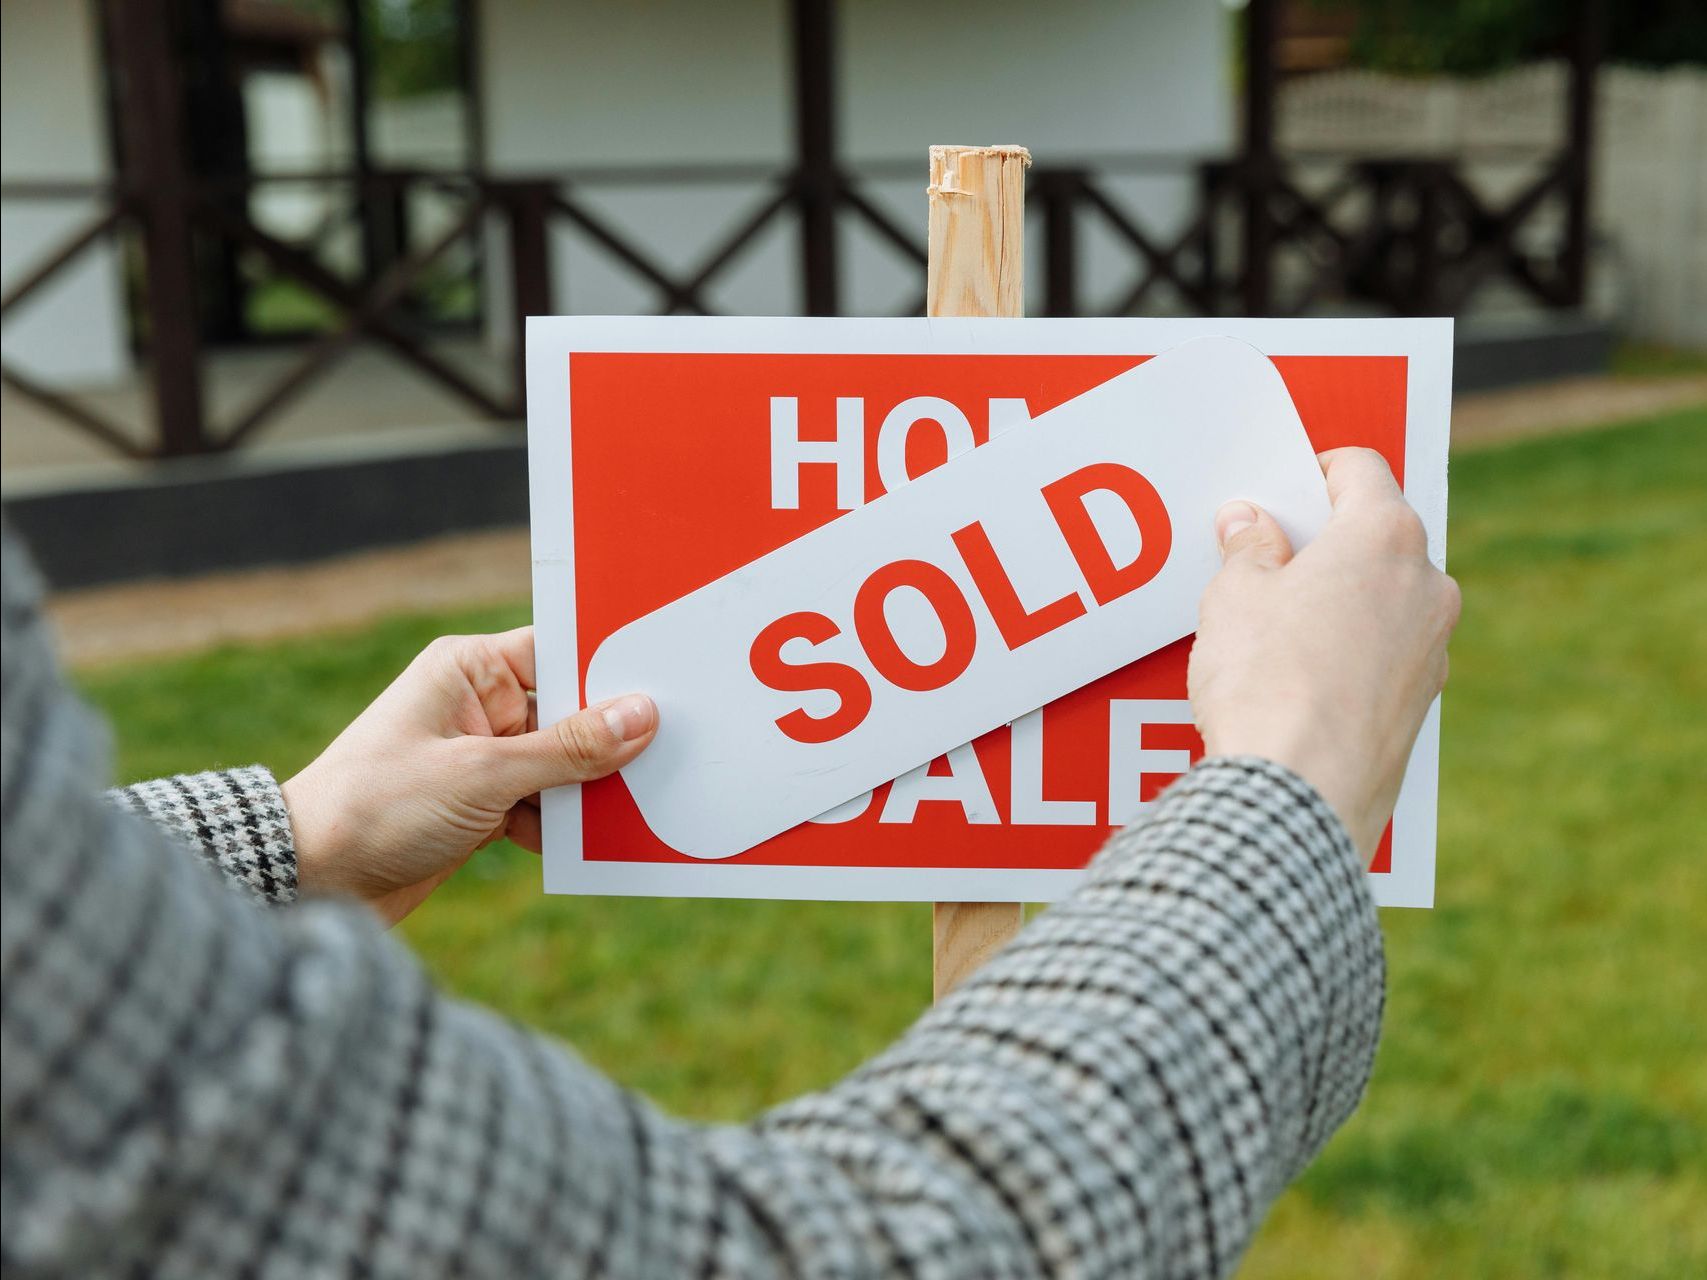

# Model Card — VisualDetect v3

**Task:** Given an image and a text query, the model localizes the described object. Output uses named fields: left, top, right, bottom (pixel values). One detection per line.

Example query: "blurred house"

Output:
left=2, top=0, right=1624, bottom=586
left=2, top=1, right=1231, bottom=395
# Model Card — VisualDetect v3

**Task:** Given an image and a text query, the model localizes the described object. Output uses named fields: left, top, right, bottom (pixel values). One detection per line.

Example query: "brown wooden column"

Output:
left=498, top=180, right=555, bottom=416
left=340, top=0, right=409, bottom=287
left=342, top=0, right=382, bottom=283
left=1561, top=0, right=1605, bottom=307
left=790, top=0, right=840, bottom=315
left=182, top=0, right=249, bottom=343
left=1240, top=0, right=1279, bottom=315
left=1038, top=169, right=1083, bottom=317
left=109, top=0, right=207, bottom=456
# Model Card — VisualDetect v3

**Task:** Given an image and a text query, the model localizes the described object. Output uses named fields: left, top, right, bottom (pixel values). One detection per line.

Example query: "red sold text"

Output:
left=752, top=393, right=1173, bottom=745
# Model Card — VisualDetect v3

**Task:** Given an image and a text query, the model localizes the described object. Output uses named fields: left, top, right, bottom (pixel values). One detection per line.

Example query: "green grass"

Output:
left=82, top=405, right=1707, bottom=1278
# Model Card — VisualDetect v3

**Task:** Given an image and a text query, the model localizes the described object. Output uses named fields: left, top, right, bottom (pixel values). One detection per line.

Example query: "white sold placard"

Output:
left=584, top=337, right=1330, bottom=859
left=528, top=316, right=1452, bottom=906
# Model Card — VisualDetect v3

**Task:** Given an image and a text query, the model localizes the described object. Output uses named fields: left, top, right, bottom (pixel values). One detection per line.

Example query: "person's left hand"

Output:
left=281, top=628, right=656, bottom=925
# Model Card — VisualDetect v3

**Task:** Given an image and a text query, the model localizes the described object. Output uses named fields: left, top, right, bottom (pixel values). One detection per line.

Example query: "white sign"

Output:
left=528, top=317, right=1452, bottom=906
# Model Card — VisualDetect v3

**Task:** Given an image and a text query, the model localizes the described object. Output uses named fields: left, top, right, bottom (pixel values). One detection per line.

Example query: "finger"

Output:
left=1215, top=500, right=1295, bottom=570
left=432, top=631, right=541, bottom=737
left=482, top=626, right=539, bottom=691
left=1319, top=447, right=1404, bottom=512
left=507, top=801, right=543, bottom=853
left=1319, top=448, right=1429, bottom=557
left=486, top=693, right=658, bottom=797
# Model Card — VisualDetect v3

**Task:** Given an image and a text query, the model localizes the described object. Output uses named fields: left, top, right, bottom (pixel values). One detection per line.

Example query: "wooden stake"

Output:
left=933, top=899, right=1024, bottom=1000
left=927, top=143, right=1030, bottom=1000
left=927, top=145, right=1029, bottom=319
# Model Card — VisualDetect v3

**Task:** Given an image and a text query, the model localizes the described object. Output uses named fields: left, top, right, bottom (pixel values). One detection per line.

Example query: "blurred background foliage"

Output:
left=361, top=0, right=461, bottom=99
left=1310, top=0, right=1707, bottom=73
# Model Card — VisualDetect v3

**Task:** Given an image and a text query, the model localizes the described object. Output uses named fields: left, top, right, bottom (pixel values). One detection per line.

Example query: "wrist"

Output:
left=1202, top=728, right=1375, bottom=857
left=280, top=768, right=354, bottom=898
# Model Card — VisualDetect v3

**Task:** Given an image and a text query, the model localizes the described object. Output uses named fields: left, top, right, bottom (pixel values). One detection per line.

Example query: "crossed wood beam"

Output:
left=0, top=158, right=1578, bottom=460
left=1247, top=158, right=1573, bottom=316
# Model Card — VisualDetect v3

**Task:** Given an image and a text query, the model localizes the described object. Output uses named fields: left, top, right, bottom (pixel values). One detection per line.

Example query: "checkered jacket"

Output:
left=1, top=529, right=1384, bottom=1278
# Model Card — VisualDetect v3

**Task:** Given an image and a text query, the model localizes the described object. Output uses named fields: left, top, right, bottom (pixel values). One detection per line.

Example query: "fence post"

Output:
left=109, top=0, right=207, bottom=456
left=1561, top=0, right=1605, bottom=307
left=1038, top=170, right=1081, bottom=317
left=1197, top=162, right=1226, bottom=315
left=1240, top=0, right=1279, bottom=314
left=790, top=0, right=842, bottom=315
left=1411, top=163, right=1445, bottom=313
left=501, top=180, right=554, bottom=417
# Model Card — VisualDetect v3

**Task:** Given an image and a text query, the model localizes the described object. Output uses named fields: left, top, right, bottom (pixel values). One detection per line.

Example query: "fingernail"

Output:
left=598, top=694, right=655, bottom=742
left=1216, top=501, right=1258, bottom=546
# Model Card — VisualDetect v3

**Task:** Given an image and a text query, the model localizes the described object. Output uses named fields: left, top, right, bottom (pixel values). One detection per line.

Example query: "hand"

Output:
left=281, top=628, right=656, bottom=925
left=1187, top=448, right=1460, bottom=857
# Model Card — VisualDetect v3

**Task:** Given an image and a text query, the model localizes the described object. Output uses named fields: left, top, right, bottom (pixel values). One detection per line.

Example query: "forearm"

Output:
left=735, top=756, right=1383, bottom=1278
left=236, top=759, right=1380, bottom=1280
left=18, top=726, right=1381, bottom=1280
left=109, top=765, right=298, bottom=904
left=12, top=747, right=1379, bottom=1280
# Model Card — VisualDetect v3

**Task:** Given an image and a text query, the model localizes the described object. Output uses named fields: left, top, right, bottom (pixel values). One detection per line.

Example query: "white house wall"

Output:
left=477, top=0, right=1233, bottom=325
left=1, top=0, right=130, bottom=388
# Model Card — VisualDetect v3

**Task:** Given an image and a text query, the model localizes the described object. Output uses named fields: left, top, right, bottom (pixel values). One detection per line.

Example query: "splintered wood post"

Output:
left=928, top=143, right=1030, bottom=1000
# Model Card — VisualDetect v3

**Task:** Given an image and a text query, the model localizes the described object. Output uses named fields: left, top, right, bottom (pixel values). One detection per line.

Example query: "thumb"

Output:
left=1215, top=500, right=1295, bottom=570
left=486, top=694, right=658, bottom=798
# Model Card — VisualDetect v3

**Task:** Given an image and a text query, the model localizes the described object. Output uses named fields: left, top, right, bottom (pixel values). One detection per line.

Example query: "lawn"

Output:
left=82, top=405, right=1707, bottom=1278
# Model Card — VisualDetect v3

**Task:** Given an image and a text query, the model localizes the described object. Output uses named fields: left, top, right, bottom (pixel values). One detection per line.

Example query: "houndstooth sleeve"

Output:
left=3, top=525, right=1383, bottom=1280
left=109, top=766, right=297, bottom=905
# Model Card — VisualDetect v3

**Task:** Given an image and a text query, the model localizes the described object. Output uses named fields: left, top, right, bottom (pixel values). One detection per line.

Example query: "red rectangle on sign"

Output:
left=567, top=350, right=1408, bottom=876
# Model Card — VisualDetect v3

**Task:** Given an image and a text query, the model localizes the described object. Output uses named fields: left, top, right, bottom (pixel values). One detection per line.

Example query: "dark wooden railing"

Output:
left=2, top=149, right=1594, bottom=460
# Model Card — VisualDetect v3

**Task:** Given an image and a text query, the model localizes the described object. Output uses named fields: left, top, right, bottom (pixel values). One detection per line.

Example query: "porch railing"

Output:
left=2, top=149, right=1594, bottom=461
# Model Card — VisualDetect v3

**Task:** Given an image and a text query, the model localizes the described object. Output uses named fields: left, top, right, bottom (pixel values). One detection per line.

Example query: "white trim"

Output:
left=529, top=314, right=1452, bottom=357
left=526, top=318, right=584, bottom=855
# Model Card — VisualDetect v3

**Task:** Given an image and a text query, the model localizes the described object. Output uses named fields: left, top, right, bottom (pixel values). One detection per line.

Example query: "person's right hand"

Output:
left=282, top=628, right=656, bottom=925
left=1187, top=448, right=1461, bottom=858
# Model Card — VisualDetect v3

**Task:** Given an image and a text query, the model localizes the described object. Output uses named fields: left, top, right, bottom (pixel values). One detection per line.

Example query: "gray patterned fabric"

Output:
left=1, top=527, right=1385, bottom=1279
left=108, top=767, right=296, bottom=905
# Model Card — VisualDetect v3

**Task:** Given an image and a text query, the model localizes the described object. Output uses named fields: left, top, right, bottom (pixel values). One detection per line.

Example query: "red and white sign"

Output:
left=528, top=317, right=1451, bottom=907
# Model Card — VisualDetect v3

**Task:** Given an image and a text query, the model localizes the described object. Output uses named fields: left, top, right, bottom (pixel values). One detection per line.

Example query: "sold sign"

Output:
left=531, top=317, right=1450, bottom=906
left=582, top=336, right=1330, bottom=860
